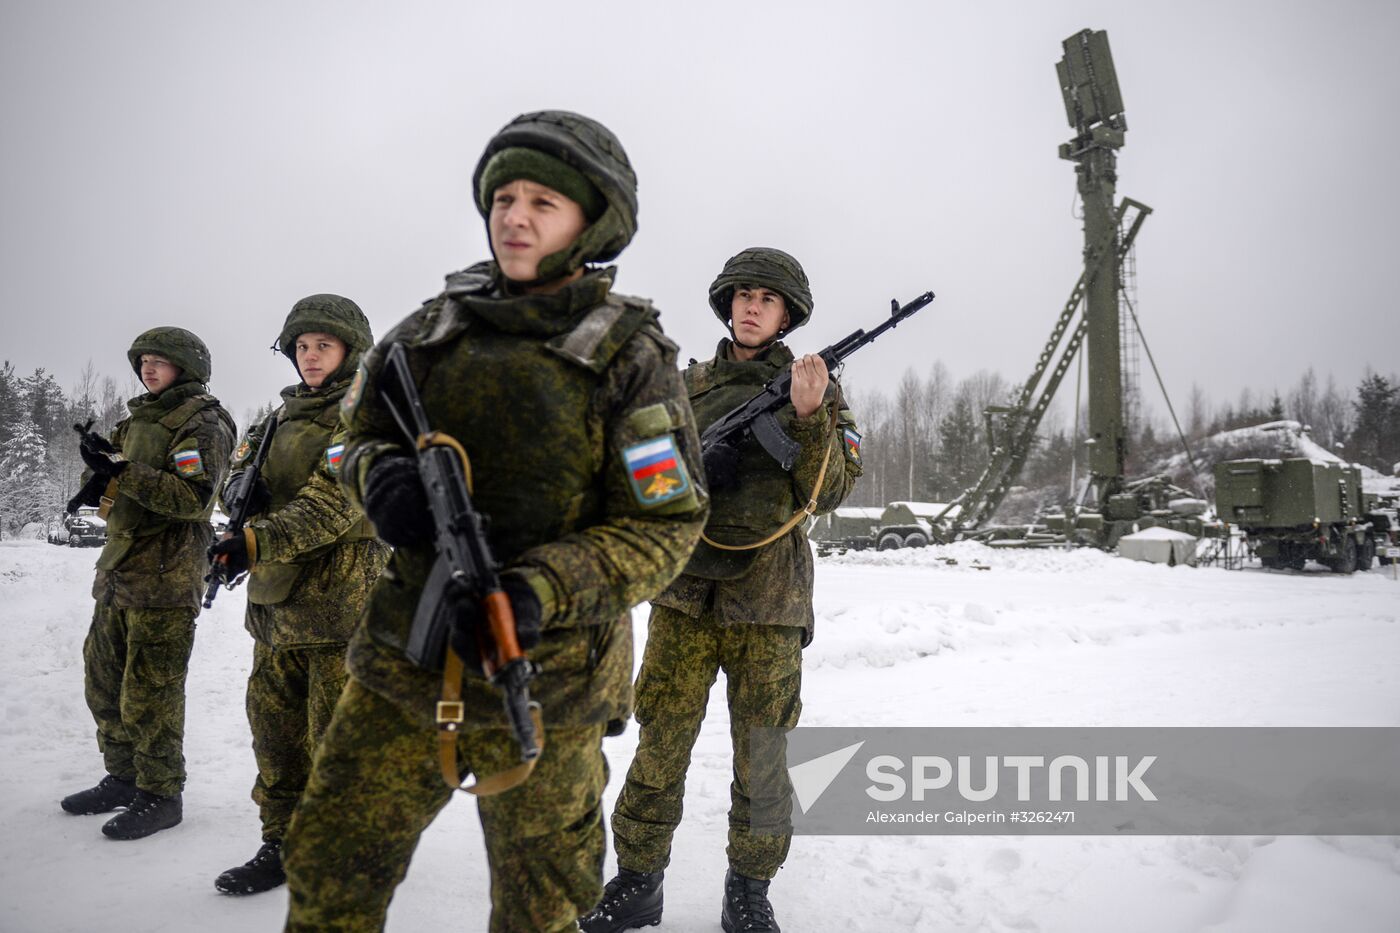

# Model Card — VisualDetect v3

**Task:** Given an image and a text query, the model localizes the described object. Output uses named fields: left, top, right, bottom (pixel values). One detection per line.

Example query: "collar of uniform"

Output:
left=125, top=379, right=207, bottom=420
left=711, top=338, right=794, bottom=385
left=455, top=266, right=616, bottom=337
left=279, top=376, right=351, bottom=421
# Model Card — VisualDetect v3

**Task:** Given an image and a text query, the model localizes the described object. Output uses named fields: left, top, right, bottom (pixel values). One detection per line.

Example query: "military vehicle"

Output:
left=808, top=507, right=884, bottom=553
left=1214, top=458, right=1392, bottom=573
left=50, top=507, right=107, bottom=547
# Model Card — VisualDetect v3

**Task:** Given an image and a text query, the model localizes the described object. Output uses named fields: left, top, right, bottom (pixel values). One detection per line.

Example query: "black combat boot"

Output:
left=100, top=790, right=182, bottom=839
left=579, top=867, right=664, bottom=932
left=60, top=774, right=137, bottom=815
left=215, top=840, right=286, bottom=895
left=721, top=868, right=780, bottom=933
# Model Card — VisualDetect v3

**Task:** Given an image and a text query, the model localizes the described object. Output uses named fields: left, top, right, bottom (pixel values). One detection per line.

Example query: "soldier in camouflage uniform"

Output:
left=584, top=248, right=862, bottom=933
left=280, top=110, right=708, bottom=933
left=208, top=295, right=389, bottom=895
left=60, top=327, right=236, bottom=840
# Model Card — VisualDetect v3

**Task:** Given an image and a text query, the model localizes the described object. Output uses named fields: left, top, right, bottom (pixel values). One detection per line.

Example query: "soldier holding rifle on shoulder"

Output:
left=586, top=248, right=864, bottom=933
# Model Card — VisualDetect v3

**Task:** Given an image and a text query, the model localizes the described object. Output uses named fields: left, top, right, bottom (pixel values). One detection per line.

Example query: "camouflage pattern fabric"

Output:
left=80, top=368, right=233, bottom=798
left=92, top=380, right=236, bottom=609
left=706, top=247, right=815, bottom=332
left=611, top=607, right=801, bottom=880
left=609, top=335, right=858, bottom=882
left=337, top=264, right=707, bottom=732
left=656, top=339, right=862, bottom=636
left=225, top=377, right=387, bottom=647
left=83, top=604, right=196, bottom=797
left=246, top=640, right=348, bottom=841
left=283, top=679, right=608, bottom=933
left=284, top=261, right=706, bottom=929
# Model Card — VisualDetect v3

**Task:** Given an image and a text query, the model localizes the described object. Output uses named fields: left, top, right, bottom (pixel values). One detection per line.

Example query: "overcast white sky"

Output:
left=2, top=0, right=1398, bottom=426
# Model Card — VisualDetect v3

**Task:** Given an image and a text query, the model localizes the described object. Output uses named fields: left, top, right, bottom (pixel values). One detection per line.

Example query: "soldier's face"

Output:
left=295, top=331, right=347, bottom=388
left=139, top=355, right=181, bottom=394
left=730, top=286, right=790, bottom=347
left=488, top=179, right=588, bottom=284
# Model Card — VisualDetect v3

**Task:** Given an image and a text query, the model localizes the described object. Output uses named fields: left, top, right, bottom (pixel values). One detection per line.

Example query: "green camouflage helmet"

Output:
left=472, top=110, right=638, bottom=282
left=707, top=247, right=814, bottom=334
left=127, top=326, right=213, bottom=384
left=275, top=293, right=373, bottom=385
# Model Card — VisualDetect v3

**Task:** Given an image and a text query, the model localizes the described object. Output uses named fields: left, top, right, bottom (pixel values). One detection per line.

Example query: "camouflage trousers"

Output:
left=611, top=607, right=802, bottom=880
left=246, top=637, right=349, bottom=842
left=282, top=677, right=608, bottom=933
left=82, top=603, right=197, bottom=797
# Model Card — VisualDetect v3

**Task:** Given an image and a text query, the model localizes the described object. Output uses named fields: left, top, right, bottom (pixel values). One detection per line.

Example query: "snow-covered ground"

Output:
left=2, top=538, right=1398, bottom=932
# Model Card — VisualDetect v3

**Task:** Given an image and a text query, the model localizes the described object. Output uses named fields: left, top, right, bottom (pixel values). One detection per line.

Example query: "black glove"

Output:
left=80, top=430, right=118, bottom=456
left=66, top=474, right=107, bottom=515
left=701, top=440, right=741, bottom=492
left=225, top=471, right=272, bottom=516
left=79, top=438, right=127, bottom=479
left=448, top=575, right=543, bottom=676
left=208, top=533, right=252, bottom=579
left=362, top=455, right=433, bottom=548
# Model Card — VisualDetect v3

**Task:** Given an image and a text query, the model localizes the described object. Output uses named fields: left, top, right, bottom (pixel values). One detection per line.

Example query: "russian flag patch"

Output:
left=325, top=443, right=345, bottom=475
left=843, top=427, right=862, bottom=463
left=622, top=435, right=690, bottom=507
left=172, top=448, right=205, bottom=477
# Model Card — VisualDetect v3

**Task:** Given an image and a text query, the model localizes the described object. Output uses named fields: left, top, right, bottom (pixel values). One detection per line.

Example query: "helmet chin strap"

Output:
left=727, top=316, right=787, bottom=354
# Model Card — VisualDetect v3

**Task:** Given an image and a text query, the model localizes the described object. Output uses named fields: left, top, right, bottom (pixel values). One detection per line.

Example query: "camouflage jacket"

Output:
left=91, top=380, right=236, bottom=610
left=653, top=339, right=861, bottom=634
left=339, top=263, right=708, bottom=730
left=224, top=377, right=388, bottom=647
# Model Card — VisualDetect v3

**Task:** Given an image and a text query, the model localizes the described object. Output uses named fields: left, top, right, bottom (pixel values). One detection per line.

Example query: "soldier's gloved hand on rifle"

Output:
left=66, top=474, right=107, bottom=515
left=448, top=575, right=543, bottom=676
left=208, top=532, right=254, bottom=578
left=701, top=440, right=741, bottom=492
left=79, top=435, right=127, bottom=479
left=362, top=454, right=433, bottom=548
left=225, top=470, right=272, bottom=516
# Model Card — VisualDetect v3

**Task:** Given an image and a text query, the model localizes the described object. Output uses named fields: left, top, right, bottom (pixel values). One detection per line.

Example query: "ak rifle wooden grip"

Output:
left=480, top=589, right=524, bottom=677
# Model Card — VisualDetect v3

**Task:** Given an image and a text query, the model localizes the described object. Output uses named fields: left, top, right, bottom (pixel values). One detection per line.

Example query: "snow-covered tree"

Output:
left=0, top=415, right=61, bottom=535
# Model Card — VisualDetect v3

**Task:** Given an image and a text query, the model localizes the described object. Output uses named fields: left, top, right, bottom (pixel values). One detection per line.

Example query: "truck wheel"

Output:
left=1331, top=536, right=1357, bottom=574
left=903, top=532, right=929, bottom=548
left=1260, top=555, right=1279, bottom=570
left=1358, top=538, right=1375, bottom=571
left=877, top=532, right=903, bottom=551
left=68, top=534, right=81, bottom=548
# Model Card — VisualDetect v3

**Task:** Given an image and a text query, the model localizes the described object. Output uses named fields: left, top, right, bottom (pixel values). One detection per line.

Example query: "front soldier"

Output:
left=61, top=327, right=236, bottom=839
left=585, top=248, right=862, bottom=933
left=210, top=295, right=389, bottom=895
left=281, top=111, right=708, bottom=933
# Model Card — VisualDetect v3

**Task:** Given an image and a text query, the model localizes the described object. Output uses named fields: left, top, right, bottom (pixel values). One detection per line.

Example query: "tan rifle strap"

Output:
left=435, top=647, right=546, bottom=795
left=700, top=399, right=841, bottom=553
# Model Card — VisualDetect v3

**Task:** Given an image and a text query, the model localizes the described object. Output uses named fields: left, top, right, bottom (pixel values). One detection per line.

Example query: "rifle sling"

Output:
left=435, top=647, right=546, bottom=795
left=701, top=399, right=840, bottom=553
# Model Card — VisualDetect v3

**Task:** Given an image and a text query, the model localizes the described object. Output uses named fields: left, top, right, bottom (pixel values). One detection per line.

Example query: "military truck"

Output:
left=809, top=507, right=884, bottom=553
left=1214, top=458, right=1388, bottom=573
left=49, top=507, right=107, bottom=548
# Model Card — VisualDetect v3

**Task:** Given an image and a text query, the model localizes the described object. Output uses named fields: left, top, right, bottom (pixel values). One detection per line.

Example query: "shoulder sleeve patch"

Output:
left=622, top=435, right=691, bottom=507
left=172, top=446, right=206, bottom=478
left=842, top=426, right=862, bottom=464
left=325, top=443, right=346, bottom=476
left=232, top=437, right=252, bottom=466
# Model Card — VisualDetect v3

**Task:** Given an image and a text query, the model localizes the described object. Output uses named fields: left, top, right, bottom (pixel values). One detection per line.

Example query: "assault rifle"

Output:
left=69, top=419, right=115, bottom=514
left=203, top=414, right=279, bottom=608
left=701, top=291, right=935, bottom=469
left=379, top=342, right=541, bottom=767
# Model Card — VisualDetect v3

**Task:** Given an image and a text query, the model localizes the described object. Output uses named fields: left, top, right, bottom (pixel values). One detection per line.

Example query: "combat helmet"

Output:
left=472, top=110, right=638, bottom=284
left=127, top=326, right=213, bottom=384
left=274, top=293, right=373, bottom=385
left=708, top=247, right=814, bottom=336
